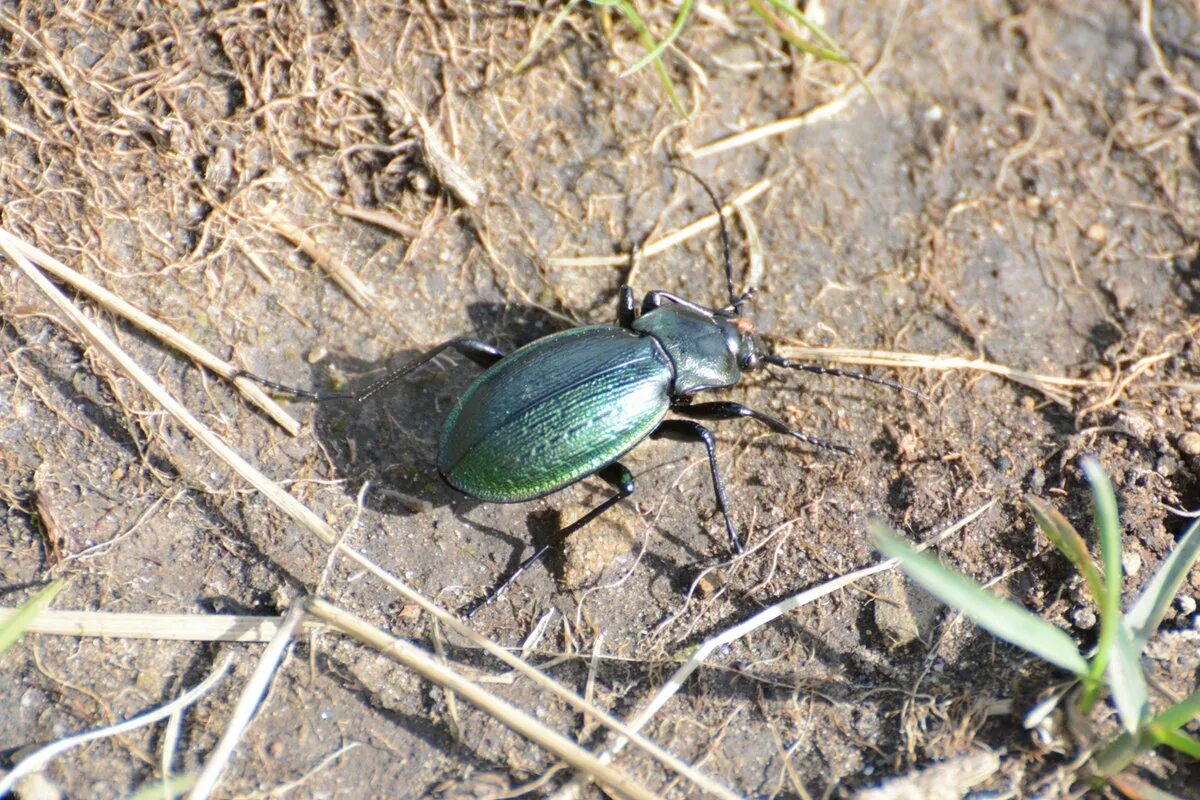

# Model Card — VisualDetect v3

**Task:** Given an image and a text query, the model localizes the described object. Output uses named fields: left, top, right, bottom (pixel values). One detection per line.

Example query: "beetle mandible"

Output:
left=239, top=169, right=917, bottom=606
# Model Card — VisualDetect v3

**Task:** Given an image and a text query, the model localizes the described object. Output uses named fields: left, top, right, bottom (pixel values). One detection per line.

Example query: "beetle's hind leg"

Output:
left=465, top=462, right=635, bottom=617
left=233, top=337, right=505, bottom=403
left=651, top=419, right=742, bottom=555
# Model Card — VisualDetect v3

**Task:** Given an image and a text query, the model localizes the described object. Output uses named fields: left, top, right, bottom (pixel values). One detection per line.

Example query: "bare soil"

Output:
left=1, top=1, right=1199, bottom=798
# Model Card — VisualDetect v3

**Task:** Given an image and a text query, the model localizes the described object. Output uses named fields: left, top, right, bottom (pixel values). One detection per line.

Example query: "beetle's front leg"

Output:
left=651, top=419, right=741, bottom=555
left=672, top=401, right=852, bottom=455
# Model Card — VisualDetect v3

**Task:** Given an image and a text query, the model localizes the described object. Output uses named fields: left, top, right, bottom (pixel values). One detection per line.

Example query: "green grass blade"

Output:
left=761, top=0, right=851, bottom=63
left=1081, top=458, right=1122, bottom=686
left=124, top=773, right=196, bottom=800
left=1149, top=726, right=1200, bottom=759
left=870, top=522, right=1089, bottom=675
left=1127, top=518, right=1200, bottom=649
left=747, top=0, right=847, bottom=63
left=513, top=0, right=584, bottom=74
left=1027, top=496, right=1105, bottom=606
left=621, top=0, right=693, bottom=76
left=1150, top=686, right=1200, bottom=733
left=611, top=0, right=684, bottom=115
left=0, top=579, right=65, bottom=658
left=1107, top=620, right=1149, bottom=733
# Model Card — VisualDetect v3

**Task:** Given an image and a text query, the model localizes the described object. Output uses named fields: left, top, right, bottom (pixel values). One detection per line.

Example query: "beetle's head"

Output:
left=715, top=308, right=765, bottom=372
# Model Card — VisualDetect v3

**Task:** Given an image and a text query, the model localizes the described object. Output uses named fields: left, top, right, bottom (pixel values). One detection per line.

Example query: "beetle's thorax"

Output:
left=632, top=305, right=746, bottom=395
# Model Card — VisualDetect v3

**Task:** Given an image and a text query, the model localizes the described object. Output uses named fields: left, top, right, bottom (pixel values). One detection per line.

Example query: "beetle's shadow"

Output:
left=305, top=302, right=568, bottom=517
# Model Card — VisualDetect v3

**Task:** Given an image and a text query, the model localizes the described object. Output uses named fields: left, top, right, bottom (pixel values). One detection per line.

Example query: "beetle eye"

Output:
left=743, top=351, right=760, bottom=370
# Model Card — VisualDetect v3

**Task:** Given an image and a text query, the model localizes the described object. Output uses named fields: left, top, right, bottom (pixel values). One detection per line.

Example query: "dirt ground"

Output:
left=2, top=1, right=1199, bottom=797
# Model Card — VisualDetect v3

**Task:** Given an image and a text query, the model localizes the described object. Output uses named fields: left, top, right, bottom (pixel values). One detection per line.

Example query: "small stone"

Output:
left=1157, top=454, right=1180, bottom=477
left=12, top=773, right=61, bottom=800
left=560, top=503, right=636, bottom=588
left=1123, top=551, right=1142, bottom=577
left=695, top=569, right=728, bottom=599
left=1178, top=431, right=1200, bottom=456
left=1085, top=222, right=1108, bottom=243
left=1177, top=596, right=1197, bottom=616
left=874, top=572, right=939, bottom=648
left=1115, top=411, right=1155, bottom=442
left=1071, top=606, right=1097, bottom=630
left=1109, top=278, right=1137, bottom=312
left=1026, top=466, right=1046, bottom=495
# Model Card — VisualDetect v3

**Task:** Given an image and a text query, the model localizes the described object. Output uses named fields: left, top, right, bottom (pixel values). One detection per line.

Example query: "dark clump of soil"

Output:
left=1, top=1, right=1198, bottom=797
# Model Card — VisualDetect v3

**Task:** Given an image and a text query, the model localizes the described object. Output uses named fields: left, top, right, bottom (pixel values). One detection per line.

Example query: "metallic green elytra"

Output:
left=437, top=324, right=673, bottom=502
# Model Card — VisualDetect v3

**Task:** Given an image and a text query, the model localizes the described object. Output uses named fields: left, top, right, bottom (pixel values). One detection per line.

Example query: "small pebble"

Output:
left=1178, top=431, right=1200, bottom=456
left=1122, top=551, right=1142, bottom=577
left=695, top=569, right=728, bottom=600
left=1115, top=411, right=1155, bottom=442
left=13, top=773, right=62, bottom=800
left=1085, top=222, right=1108, bottom=243
left=560, top=503, right=635, bottom=588
left=1177, top=596, right=1197, bottom=616
left=1071, top=606, right=1097, bottom=630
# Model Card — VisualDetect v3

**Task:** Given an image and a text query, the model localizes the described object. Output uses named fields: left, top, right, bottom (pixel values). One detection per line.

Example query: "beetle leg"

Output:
left=234, top=337, right=505, bottom=403
left=651, top=419, right=742, bottom=555
left=671, top=401, right=854, bottom=455
left=617, top=285, right=636, bottom=328
left=465, top=462, right=635, bottom=617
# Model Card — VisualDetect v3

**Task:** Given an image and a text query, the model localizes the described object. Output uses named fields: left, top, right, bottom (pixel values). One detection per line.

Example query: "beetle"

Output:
left=239, top=170, right=917, bottom=607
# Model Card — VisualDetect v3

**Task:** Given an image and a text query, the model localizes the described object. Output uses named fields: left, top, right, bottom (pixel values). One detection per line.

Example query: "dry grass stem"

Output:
left=190, top=604, right=306, bottom=800
left=0, top=654, right=234, bottom=797
left=551, top=500, right=995, bottom=800
left=7, top=233, right=728, bottom=798
left=262, top=209, right=375, bottom=309
left=0, top=230, right=301, bottom=435
left=549, top=179, right=771, bottom=268
left=333, top=202, right=421, bottom=240
left=1, top=234, right=343, bottom=545
left=682, top=0, right=907, bottom=160
left=777, top=343, right=1106, bottom=406
left=305, top=597, right=663, bottom=800
left=0, top=608, right=323, bottom=642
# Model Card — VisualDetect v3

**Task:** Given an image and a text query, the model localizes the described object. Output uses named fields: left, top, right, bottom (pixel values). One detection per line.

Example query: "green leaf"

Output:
left=1107, top=619, right=1149, bottom=733
left=1082, top=457, right=1123, bottom=686
left=870, top=522, right=1089, bottom=675
left=1027, top=496, right=1105, bottom=606
left=1127, top=518, right=1200, bottom=649
left=0, top=580, right=65, bottom=658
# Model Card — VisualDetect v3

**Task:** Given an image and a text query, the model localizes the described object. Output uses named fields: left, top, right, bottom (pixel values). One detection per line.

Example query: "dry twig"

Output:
left=0, top=229, right=301, bottom=435
left=262, top=209, right=375, bottom=309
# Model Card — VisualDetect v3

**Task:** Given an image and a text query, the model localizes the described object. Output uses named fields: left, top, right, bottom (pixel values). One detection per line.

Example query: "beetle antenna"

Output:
left=761, top=355, right=930, bottom=401
left=668, top=164, right=739, bottom=315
